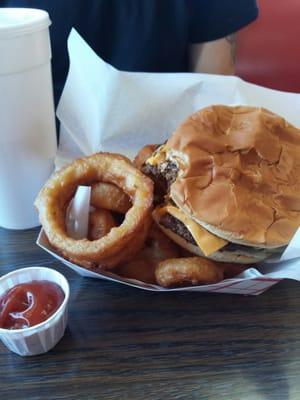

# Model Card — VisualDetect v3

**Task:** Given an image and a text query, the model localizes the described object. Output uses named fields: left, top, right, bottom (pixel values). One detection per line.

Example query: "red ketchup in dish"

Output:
left=0, top=280, right=65, bottom=330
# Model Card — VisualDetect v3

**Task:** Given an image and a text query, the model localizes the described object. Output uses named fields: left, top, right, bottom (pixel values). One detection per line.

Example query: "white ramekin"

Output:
left=0, top=266, right=70, bottom=356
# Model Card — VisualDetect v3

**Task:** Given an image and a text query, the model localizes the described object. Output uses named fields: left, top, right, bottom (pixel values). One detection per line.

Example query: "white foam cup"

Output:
left=0, top=8, right=57, bottom=229
left=0, top=267, right=70, bottom=356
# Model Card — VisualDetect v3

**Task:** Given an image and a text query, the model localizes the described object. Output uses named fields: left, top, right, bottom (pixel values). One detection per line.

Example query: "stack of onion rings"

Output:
left=35, top=152, right=153, bottom=270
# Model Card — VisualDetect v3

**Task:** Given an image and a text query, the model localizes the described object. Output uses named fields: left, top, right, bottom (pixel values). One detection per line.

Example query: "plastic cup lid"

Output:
left=0, top=8, right=51, bottom=39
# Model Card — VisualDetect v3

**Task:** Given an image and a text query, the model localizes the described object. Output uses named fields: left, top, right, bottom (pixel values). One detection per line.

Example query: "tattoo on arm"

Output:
left=225, top=33, right=237, bottom=66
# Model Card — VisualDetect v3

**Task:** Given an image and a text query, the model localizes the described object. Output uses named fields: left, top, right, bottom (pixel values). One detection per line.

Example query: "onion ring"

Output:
left=144, top=225, right=180, bottom=261
left=91, top=182, right=131, bottom=214
left=88, top=209, right=117, bottom=241
left=133, top=144, right=159, bottom=169
left=94, top=216, right=152, bottom=269
left=155, top=257, right=224, bottom=287
left=115, top=224, right=180, bottom=284
left=68, top=215, right=152, bottom=270
left=117, top=260, right=157, bottom=284
left=35, top=152, right=153, bottom=269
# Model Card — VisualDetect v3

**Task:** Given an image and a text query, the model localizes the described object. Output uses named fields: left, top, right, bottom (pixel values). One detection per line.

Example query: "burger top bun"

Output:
left=165, top=105, right=300, bottom=248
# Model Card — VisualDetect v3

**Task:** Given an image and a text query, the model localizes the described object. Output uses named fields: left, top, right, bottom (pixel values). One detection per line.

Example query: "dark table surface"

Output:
left=1, top=226, right=300, bottom=400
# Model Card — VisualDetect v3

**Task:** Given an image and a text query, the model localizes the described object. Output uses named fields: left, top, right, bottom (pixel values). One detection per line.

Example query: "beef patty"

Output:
left=142, top=161, right=179, bottom=203
left=160, top=212, right=283, bottom=257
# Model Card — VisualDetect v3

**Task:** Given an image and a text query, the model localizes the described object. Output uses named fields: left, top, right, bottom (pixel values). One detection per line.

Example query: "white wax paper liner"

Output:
left=44, top=30, right=300, bottom=295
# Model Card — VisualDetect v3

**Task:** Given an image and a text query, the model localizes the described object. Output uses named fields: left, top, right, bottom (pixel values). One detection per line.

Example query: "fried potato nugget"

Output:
left=88, top=209, right=117, bottom=241
left=116, top=225, right=180, bottom=284
left=91, top=182, right=131, bottom=214
left=155, top=257, right=224, bottom=287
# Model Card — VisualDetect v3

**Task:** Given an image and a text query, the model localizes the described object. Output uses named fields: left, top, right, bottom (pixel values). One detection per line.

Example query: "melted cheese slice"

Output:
left=155, top=205, right=228, bottom=256
left=146, top=146, right=166, bottom=166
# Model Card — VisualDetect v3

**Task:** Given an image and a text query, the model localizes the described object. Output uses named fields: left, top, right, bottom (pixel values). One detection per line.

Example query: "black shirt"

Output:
left=2, top=0, right=258, bottom=104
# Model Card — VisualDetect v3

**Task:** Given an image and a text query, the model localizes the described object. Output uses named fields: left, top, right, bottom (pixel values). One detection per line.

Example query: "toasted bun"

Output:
left=163, top=105, right=300, bottom=248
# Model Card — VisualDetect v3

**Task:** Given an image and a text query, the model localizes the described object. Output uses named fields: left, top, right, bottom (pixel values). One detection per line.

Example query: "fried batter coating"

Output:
left=35, top=152, right=153, bottom=269
left=155, top=257, right=224, bottom=287
left=133, top=144, right=159, bottom=169
left=116, top=225, right=180, bottom=284
left=88, top=209, right=117, bottom=241
left=91, top=182, right=131, bottom=214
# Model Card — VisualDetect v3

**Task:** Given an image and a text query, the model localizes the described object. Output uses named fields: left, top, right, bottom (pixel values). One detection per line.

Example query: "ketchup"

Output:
left=0, top=280, right=65, bottom=330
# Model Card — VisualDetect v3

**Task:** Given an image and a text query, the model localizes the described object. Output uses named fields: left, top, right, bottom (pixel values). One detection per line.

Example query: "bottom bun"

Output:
left=156, top=223, right=272, bottom=264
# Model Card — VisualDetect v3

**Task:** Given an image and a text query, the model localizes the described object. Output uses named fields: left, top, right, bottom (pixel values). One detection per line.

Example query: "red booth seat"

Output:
left=236, top=0, right=300, bottom=93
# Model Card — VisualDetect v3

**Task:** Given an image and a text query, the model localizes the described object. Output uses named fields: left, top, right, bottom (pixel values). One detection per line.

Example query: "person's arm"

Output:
left=189, top=33, right=236, bottom=75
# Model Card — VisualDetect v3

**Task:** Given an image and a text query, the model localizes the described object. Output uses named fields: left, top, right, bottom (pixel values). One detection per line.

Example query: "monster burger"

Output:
left=142, top=105, right=300, bottom=264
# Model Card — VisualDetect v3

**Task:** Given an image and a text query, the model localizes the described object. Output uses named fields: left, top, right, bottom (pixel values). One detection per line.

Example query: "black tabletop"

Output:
left=1, top=226, right=300, bottom=400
